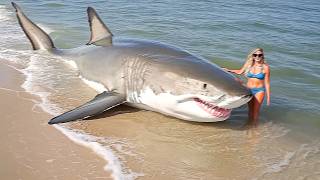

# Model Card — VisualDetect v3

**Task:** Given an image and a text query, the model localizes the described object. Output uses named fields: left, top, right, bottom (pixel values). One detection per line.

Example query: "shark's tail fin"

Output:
left=12, top=2, right=55, bottom=50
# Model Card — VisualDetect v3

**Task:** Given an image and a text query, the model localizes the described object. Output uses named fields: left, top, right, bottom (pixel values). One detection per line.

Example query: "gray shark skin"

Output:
left=12, top=2, right=252, bottom=124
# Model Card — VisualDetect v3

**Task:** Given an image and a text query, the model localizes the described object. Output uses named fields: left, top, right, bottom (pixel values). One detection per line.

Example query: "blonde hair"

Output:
left=243, top=48, right=265, bottom=70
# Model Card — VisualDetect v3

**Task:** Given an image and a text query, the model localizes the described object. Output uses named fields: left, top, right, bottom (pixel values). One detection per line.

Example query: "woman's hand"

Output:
left=222, top=67, right=229, bottom=72
left=223, top=68, right=242, bottom=75
left=267, top=98, right=270, bottom=106
left=264, top=64, right=271, bottom=106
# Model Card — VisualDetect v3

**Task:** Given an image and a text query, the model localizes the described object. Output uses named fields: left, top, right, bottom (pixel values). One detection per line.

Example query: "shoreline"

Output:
left=0, top=61, right=112, bottom=179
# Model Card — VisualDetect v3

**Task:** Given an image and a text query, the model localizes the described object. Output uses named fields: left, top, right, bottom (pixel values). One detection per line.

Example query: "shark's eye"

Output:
left=203, top=83, right=207, bottom=89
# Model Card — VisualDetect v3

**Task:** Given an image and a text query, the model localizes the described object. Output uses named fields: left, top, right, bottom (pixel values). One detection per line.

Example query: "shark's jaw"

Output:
left=193, top=98, right=231, bottom=119
left=131, top=87, right=248, bottom=122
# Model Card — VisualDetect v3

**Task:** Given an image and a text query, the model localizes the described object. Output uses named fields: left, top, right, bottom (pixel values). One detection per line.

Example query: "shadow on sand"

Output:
left=83, top=104, right=141, bottom=121
left=78, top=105, right=271, bottom=131
left=64, top=101, right=282, bottom=133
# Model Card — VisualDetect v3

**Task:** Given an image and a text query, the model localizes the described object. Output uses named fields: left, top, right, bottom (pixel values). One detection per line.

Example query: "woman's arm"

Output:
left=264, top=64, right=271, bottom=106
left=225, top=69, right=243, bottom=75
left=223, top=62, right=249, bottom=75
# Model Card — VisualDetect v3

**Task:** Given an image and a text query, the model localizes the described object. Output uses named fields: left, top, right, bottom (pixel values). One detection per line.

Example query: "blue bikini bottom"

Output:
left=250, top=87, right=265, bottom=95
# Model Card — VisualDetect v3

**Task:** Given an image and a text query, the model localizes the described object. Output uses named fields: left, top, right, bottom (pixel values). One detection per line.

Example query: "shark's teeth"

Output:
left=194, top=98, right=231, bottom=118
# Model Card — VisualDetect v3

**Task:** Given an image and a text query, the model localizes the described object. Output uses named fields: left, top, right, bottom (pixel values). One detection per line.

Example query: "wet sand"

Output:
left=68, top=100, right=261, bottom=179
left=0, top=61, right=112, bottom=180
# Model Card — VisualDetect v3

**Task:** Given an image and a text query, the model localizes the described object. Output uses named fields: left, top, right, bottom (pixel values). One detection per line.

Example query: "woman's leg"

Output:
left=252, top=92, right=265, bottom=123
left=248, top=98, right=254, bottom=121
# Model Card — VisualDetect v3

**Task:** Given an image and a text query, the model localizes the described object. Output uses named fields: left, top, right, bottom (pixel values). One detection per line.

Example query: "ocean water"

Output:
left=0, top=0, right=320, bottom=179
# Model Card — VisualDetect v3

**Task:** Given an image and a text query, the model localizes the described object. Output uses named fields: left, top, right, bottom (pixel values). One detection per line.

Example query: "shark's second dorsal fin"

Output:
left=86, top=7, right=113, bottom=46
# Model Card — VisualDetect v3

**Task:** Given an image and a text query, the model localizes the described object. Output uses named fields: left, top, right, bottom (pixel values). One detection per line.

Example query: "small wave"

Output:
left=20, top=55, right=63, bottom=115
left=0, top=5, right=29, bottom=50
left=258, top=139, right=320, bottom=179
left=260, top=122, right=291, bottom=139
left=0, top=49, right=32, bottom=66
left=43, top=3, right=65, bottom=8
left=63, top=59, right=78, bottom=69
left=265, top=151, right=295, bottom=173
left=0, top=5, right=12, bottom=21
left=53, top=125, right=142, bottom=180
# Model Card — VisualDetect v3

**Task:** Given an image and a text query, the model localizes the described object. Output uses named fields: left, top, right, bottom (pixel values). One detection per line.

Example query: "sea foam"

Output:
left=53, top=125, right=132, bottom=180
left=0, top=5, right=12, bottom=21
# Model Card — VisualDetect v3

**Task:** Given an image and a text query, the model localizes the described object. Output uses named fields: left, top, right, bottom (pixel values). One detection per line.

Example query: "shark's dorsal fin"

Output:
left=86, top=7, right=113, bottom=46
left=11, top=2, right=55, bottom=50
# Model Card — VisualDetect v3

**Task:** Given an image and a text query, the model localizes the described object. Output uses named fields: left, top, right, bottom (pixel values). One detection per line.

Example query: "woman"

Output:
left=224, top=48, right=270, bottom=125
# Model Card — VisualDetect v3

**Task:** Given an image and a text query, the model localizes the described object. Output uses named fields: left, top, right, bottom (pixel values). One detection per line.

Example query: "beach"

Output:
left=0, top=61, right=112, bottom=180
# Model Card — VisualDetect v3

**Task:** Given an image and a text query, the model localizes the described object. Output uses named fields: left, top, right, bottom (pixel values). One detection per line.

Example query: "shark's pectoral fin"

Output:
left=48, top=91, right=126, bottom=125
left=86, top=7, right=113, bottom=46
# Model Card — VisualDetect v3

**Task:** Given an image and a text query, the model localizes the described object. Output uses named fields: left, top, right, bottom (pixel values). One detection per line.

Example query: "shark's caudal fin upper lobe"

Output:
left=11, top=2, right=55, bottom=50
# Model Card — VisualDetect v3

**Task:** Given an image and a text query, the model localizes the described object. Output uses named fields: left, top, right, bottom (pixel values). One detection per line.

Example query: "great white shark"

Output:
left=12, top=2, right=252, bottom=124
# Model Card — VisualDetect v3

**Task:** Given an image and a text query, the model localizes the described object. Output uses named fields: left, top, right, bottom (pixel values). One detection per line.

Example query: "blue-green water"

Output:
left=1, top=0, right=319, bottom=179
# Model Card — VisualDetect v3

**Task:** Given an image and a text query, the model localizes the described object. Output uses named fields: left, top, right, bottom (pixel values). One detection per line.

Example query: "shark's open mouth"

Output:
left=194, top=98, right=231, bottom=119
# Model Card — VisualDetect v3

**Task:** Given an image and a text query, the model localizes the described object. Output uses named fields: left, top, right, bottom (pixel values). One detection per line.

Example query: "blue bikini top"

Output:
left=246, top=65, right=265, bottom=80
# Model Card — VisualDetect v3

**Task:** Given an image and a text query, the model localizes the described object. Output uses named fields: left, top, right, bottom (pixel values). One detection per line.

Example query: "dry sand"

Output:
left=0, top=62, right=112, bottom=180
